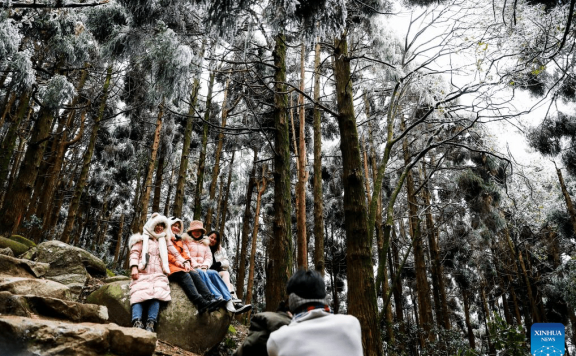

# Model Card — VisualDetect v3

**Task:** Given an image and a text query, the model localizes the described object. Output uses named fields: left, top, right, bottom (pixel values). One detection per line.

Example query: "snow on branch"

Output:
left=1, top=0, right=109, bottom=8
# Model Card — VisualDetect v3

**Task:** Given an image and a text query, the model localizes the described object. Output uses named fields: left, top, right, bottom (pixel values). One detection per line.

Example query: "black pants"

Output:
left=169, top=270, right=213, bottom=303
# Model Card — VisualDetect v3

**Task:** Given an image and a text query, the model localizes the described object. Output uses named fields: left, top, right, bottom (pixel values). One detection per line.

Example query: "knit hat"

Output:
left=187, top=220, right=206, bottom=234
left=287, top=269, right=329, bottom=313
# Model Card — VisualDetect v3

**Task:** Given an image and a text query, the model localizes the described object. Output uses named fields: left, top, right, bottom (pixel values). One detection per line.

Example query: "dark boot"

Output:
left=145, top=319, right=156, bottom=333
left=132, top=319, right=144, bottom=329
left=207, top=298, right=227, bottom=313
left=195, top=298, right=211, bottom=315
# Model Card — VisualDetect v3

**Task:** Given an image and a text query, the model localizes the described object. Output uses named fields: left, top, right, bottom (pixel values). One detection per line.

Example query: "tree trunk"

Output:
left=113, top=213, right=125, bottom=268
left=333, top=32, right=382, bottom=356
left=219, top=150, right=235, bottom=237
left=172, top=42, right=206, bottom=217
left=193, top=71, right=214, bottom=220
left=556, top=165, right=576, bottom=235
left=0, top=105, right=55, bottom=236
left=205, top=71, right=231, bottom=232
left=163, top=165, right=175, bottom=216
left=35, top=110, right=86, bottom=239
left=152, top=151, right=166, bottom=213
left=420, top=161, right=450, bottom=330
left=214, top=170, right=225, bottom=232
left=0, top=91, right=30, bottom=193
left=296, top=42, right=308, bottom=269
left=312, top=39, right=325, bottom=276
left=266, top=33, right=293, bottom=312
left=402, top=121, right=434, bottom=341
left=236, top=149, right=257, bottom=299
left=245, top=166, right=267, bottom=322
left=61, top=65, right=113, bottom=243
left=134, top=101, right=165, bottom=232
left=462, top=288, right=476, bottom=349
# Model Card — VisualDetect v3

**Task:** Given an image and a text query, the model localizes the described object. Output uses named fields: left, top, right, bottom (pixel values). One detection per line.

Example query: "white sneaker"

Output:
left=225, top=300, right=236, bottom=313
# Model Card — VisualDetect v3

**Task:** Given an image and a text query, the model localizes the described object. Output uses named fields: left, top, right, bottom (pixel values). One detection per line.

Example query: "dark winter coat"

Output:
left=233, top=312, right=292, bottom=356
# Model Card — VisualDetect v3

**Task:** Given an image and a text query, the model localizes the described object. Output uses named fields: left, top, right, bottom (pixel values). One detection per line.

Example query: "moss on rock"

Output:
left=9, top=236, right=36, bottom=248
left=0, top=236, right=29, bottom=256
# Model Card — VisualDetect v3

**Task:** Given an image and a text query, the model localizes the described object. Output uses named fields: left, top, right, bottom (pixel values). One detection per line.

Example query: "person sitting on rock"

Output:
left=266, top=269, right=363, bottom=356
left=182, top=220, right=251, bottom=314
left=166, top=216, right=225, bottom=314
left=129, top=213, right=172, bottom=333
left=207, top=230, right=241, bottom=303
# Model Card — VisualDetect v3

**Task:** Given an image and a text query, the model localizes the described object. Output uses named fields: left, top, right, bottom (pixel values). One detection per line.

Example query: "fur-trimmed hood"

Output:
left=182, top=232, right=210, bottom=246
left=166, top=216, right=184, bottom=240
left=129, top=213, right=171, bottom=274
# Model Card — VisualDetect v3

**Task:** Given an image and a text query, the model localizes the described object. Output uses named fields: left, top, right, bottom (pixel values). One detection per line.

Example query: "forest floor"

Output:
left=155, top=319, right=250, bottom=356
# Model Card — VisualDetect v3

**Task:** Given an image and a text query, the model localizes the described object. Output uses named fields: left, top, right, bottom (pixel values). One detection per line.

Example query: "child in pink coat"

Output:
left=129, top=213, right=172, bottom=332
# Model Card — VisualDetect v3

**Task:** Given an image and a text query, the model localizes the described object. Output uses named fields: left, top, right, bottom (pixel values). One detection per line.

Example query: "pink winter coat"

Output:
left=129, top=236, right=171, bottom=305
left=182, top=233, right=212, bottom=269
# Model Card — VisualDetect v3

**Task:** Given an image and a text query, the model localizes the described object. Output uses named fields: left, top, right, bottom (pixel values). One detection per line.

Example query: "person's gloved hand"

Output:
left=213, top=261, right=222, bottom=270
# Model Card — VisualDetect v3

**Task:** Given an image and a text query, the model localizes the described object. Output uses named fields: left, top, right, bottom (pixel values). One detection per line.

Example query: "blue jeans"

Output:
left=198, top=269, right=231, bottom=301
left=132, top=299, right=160, bottom=322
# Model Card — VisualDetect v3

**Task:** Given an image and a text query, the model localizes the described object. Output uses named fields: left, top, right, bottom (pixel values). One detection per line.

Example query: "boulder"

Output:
left=0, top=236, right=29, bottom=256
left=105, top=275, right=131, bottom=283
left=0, top=276, right=72, bottom=301
left=36, top=241, right=107, bottom=298
left=0, top=291, right=108, bottom=323
left=19, top=246, right=38, bottom=260
left=0, top=315, right=156, bottom=356
left=0, top=247, right=13, bottom=256
left=0, top=253, right=49, bottom=278
left=9, top=235, right=36, bottom=248
left=87, top=280, right=232, bottom=354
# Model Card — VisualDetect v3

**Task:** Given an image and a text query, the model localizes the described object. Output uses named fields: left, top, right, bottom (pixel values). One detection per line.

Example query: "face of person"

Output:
left=154, top=224, right=165, bottom=233
left=171, top=223, right=181, bottom=234
left=191, top=229, right=203, bottom=238
left=209, top=233, right=217, bottom=247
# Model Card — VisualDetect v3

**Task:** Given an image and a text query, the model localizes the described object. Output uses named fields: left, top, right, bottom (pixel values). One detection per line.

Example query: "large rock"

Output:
left=0, top=236, right=29, bottom=256
left=0, top=315, right=156, bottom=356
left=0, top=253, right=49, bottom=278
left=0, top=276, right=72, bottom=300
left=9, top=235, right=36, bottom=248
left=87, top=280, right=232, bottom=354
left=0, top=291, right=108, bottom=323
left=36, top=241, right=107, bottom=298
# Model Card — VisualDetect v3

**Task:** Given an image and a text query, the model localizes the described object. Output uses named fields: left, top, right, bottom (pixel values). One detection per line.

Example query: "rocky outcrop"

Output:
left=88, top=280, right=232, bottom=354
left=0, top=247, right=14, bottom=256
left=35, top=241, right=107, bottom=298
left=0, top=291, right=108, bottom=323
left=0, top=276, right=72, bottom=300
left=0, top=315, right=156, bottom=356
left=0, top=253, right=49, bottom=278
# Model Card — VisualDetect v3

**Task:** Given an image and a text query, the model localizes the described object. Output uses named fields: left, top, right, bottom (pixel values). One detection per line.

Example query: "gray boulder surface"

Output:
left=0, top=253, right=49, bottom=278
left=87, top=279, right=232, bottom=354
left=0, top=276, right=72, bottom=300
left=0, top=291, right=108, bottom=323
left=36, top=240, right=107, bottom=299
left=0, top=315, right=157, bottom=356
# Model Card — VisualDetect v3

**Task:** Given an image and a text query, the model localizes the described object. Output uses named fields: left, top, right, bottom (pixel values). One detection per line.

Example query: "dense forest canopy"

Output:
left=1, top=0, right=576, bottom=354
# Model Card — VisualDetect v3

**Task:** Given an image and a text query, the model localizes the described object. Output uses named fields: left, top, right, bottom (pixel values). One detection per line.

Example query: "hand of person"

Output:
left=175, top=260, right=184, bottom=268
left=213, top=261, right=222, bottom=270
left=201, top=267, right=207, bottom=272
left=184, top=261, right=191, bottom=272
left=131, top=266, right=139, bottom=280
